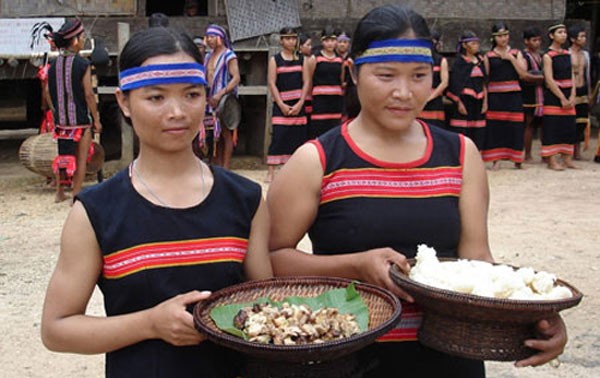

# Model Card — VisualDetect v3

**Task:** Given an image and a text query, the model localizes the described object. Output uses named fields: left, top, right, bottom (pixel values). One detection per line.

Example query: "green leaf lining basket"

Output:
left=193, top=276, right=402, bottom=363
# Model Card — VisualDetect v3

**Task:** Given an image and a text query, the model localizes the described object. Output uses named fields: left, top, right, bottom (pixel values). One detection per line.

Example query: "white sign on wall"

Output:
left=0, top=18, right=65, bottom=56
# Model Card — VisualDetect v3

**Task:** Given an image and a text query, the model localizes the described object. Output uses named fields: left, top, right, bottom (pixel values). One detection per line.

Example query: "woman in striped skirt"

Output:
left=308, top=26, right=344, bottom=139
left=266, top=27, right=311, bottom=183
left=299, top=33, right=314, bottom=123
left=447, top=31, right=487, bottom=150
left=418, top=29, right=449, bottom=128
left=482, top=22, right=527, bottom=170
left=542, top=24, right=577, bottom=170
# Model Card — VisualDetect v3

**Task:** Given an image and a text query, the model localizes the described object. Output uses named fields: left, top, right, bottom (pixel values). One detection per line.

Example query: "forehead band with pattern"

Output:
left=354, top=39, right=433, bottom=66
left=119, top=63, right=207, bottom=91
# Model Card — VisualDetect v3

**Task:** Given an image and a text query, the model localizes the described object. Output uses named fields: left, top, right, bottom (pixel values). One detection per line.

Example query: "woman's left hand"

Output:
left=515, top=314, right=567, bottom=367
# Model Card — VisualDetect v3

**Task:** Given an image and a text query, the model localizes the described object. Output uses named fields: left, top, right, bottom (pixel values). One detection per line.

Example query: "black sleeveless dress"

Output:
left=76, top=165, right=262, bottom=378
left=541, top=48, right=576, bottom=157
left=308, top=122, right=485, bottom=377
left=267, top=53, right=308, bottom=165
left=310, top=51, right=344, bottom=138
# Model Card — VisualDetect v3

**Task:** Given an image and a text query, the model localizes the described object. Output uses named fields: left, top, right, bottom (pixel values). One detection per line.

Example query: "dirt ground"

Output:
left=1, top=131, right=599, bottom=377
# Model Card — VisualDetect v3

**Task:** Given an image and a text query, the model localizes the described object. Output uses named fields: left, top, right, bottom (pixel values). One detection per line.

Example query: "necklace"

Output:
left=132, top=159, right=205, bottom=207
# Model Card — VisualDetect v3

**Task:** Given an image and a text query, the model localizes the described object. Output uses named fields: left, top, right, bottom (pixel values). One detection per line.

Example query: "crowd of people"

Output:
left=263, top=20, right=600, bottom=182
left=36, top=3, right=589, bottom=378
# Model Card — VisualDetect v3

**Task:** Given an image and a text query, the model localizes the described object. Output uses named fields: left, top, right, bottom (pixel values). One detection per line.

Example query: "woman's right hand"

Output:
left=148, top=290, right=211, bottom=346
left=356, top=248, right=414, bottom=303
left=277, top=102, right=292, bottom=115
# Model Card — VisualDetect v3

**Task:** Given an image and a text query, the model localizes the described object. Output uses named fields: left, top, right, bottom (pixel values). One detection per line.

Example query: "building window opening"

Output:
left=146, top=0, right=207, bottom=17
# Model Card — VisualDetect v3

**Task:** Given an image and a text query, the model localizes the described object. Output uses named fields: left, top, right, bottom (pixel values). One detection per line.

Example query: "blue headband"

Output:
left=119, top=63, right=207, bottom=91
left=354, top=39, right=433, bottom=66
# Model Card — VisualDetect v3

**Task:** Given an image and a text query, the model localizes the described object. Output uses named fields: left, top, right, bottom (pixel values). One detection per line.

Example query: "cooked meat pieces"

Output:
left=234, top=302, right=361, bottom=345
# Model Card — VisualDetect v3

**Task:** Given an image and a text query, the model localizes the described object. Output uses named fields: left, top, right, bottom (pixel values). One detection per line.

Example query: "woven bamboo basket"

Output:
left=193, top=276, right=402, bottom=363
left=18, top=132, right=104, bottom=178
left=389, top=261, right=583, bottom=361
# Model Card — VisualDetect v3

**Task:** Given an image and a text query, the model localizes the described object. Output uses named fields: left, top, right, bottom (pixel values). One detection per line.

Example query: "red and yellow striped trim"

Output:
left=481, top=147, right=524, bottom=163
left=311, top=113, right=342, bottom=120
left=103, top=237, right=247, bottom=279
left=320, top=166, right=462, bottom=204
left=312, top=85, right=344, bottom=96
left=276, top=65, right=303, bottom=74
left=541, top=144, right=574, bottom=157
left=316, top=56, right=343, bottom=64
left=487, top=80, right=521, bottom=93
left=449, top=119, right=486, bottom=128
left=486, top=110, right=524, bottom=122
left=418, top=110, right=445, bottom=121
left=555, top=79, right=573, bottom=89
left=543, top=106, right=576, bottom=116
left=279, top=89, right=302, bottom=101
left=272, top=116, right=308, bottom=126
left=376, top=302, right=422, bottom=342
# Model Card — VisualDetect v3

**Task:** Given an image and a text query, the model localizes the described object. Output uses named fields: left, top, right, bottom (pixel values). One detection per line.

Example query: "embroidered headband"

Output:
left=354, top=39, right=433, bottom=66
left=492, top=30, right=510, bottom=37
left=206, top=24, right=232, bottom=49
left=337, top=33, right=351, bottom=42
left=460, top=37, right=480, bottom=43
left=321, top=34, right=337, bottom=41
left=548, top=23, right=566, bottom=33
left=280, top=33, right=298, bottom=38
left=119, top=63, right=207, bottom=91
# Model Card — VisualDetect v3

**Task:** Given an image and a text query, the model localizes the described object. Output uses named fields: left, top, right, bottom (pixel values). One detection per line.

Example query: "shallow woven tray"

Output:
left=193, top=276, right=402, bottom=363
left=389, top=260, right=583, bottom=361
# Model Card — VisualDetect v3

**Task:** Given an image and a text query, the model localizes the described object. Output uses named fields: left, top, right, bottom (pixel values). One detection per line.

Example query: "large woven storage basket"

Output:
left=18, top=132, right=104, bottom=178
left=193, top=276, right=402, bottom=363
left=389, top=260, right=582, bottom=361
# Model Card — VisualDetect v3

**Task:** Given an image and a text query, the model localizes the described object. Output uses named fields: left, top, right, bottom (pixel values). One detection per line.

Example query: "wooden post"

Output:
left=117, top=22, right=133, bottom=168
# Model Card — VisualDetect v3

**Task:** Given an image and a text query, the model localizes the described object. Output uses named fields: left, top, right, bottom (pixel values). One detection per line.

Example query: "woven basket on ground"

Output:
left=193, top=276, right=402, bottom=363
left=18, top=132, right=104, bottom=178
left=389, top=260, right=583, bottom=361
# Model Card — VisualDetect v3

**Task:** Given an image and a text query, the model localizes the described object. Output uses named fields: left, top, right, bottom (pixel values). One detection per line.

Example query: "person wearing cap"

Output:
left=40, top=26, right=272, bottom=378
left=541, top=23, right=577, bottom=170
left=203, top=24, right=240, bottom=169
left=267, top=4, right=568, bottom=376
left=46, top=19, right=102, bottom=202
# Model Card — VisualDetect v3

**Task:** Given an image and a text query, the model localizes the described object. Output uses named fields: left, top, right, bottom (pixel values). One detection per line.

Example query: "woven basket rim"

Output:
left=389, top=260, right=583, bottom=314
left=193, top=276, right=402, bottom=362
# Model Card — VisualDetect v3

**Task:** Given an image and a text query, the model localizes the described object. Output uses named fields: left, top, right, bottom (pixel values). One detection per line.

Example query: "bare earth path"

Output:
left=1, top=135, right=598, bottom=377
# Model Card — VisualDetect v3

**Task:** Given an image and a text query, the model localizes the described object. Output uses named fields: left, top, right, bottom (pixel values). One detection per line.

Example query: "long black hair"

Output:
left=119, top=26, right=203, bottom=74
left=351, top=4, right=431, bottom=60
left=491, top=21, right=509, bottom=48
